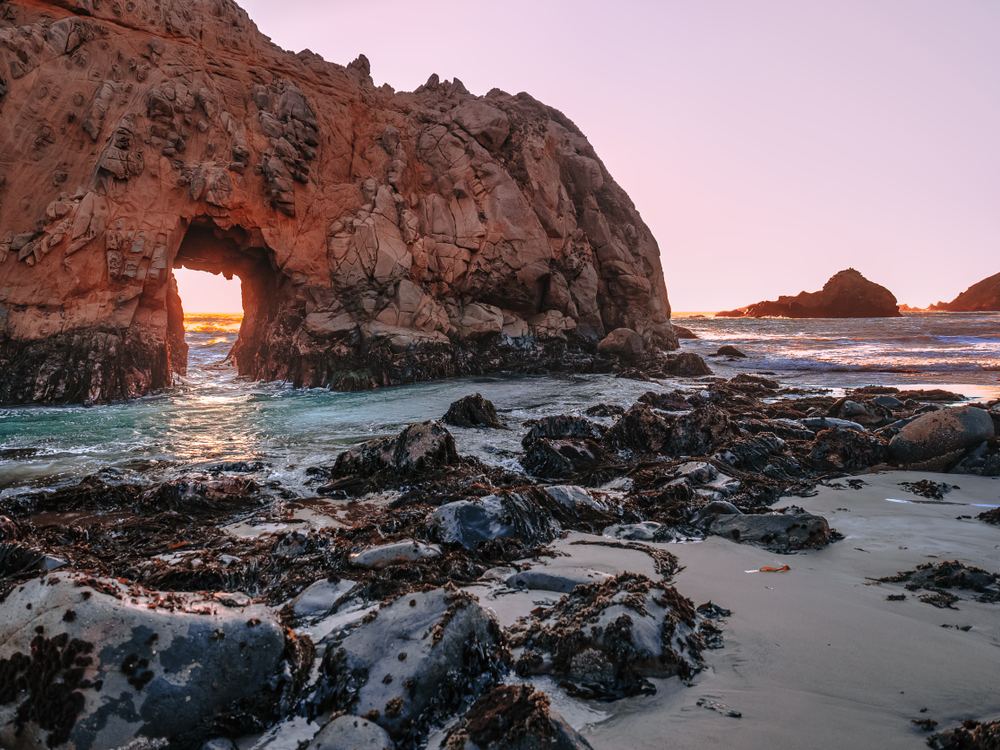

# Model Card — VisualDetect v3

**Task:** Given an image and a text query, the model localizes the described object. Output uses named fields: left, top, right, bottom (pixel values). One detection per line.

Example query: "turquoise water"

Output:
left=2, top=312, right=998, bottom=496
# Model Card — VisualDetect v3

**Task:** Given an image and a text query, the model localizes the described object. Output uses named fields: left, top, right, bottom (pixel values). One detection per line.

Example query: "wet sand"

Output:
left=471, top=471, right=1000, bottom=750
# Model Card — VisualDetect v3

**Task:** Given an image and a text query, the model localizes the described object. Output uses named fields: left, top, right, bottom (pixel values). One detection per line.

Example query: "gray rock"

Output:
left=541, top=485, right=607, bottom=512
left=838, top=400, right=869, bottom=418
left=949, top=440, right=1000, bottom=477
left=313, top=588, right=505, bottom=741
left=349, top=540, right=441, bottom=569
left=710, top=506, right=832, bottom=552
left=603, top=521, right=663, bottom=541
left=427, top=496, right=514, bottom=549
left=292, top=578, right=358, bottom=620
left=0, top=574, right=285, bottom=750
left=331, top=421, right=459, bottom=478
left=799, top=417, right=867, bottom=433
left=670, top=461, right=740, bottom=499
left=873, top=395, right=904, bottom=408
left=201, top=740, right=239, bottom=750
left=889, top=405, right=995, bottom=465
left=507, top=567, right=613, bottom=593
left=305, top=714, right=394, bottom=750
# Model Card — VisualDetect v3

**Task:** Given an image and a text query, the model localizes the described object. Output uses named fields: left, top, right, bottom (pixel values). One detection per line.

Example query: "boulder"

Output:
left=709, top=507, right=833, bottom=551
left=506, top=567, right=613, bottom=593
left=427, top=496, right=514, bottom=550
left=442, top=685, right=593, bottom=750
left=799, top=416, right=867, bottom=433
left=349, top=541, right=441, bottom=569
left=331, top=421, right=459, bottom=478
left=511, top=573, right=709, bottom=698
left=672, top=325, right=698, bottom=340
left=596, top=328, right=644, bottom=359
left=305, top=714, right=394, bottom=750
left=950, top=440, right=1000, bottom=477
left=660, top=352, right=713, bottom=377
left=711, top=345, right=747, bottom=358
left=292, top=578, right=358, bottom=620
left=810, top=427, right=888, bottom=470
left=443, top=393, right=505, bottom=429
left=521, top=416, right=604, bottom=447
left=310, top=589, right=507, bottom=742
left=0, top=574, right=285, bottom=750
left=888, top=406, right=995, bottom=465
left=521, top=438, right=619, bottom=480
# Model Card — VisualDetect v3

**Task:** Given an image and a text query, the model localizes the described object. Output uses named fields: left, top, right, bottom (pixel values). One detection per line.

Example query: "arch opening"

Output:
left=167, top=222, right=281, bottom=379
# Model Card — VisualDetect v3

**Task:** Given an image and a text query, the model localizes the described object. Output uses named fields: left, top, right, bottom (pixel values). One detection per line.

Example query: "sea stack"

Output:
left=716, top=268, right=900, bottom=318
left=0, top=0, right=676, bottom=405
left=930, top=271, right=1000, bottom=312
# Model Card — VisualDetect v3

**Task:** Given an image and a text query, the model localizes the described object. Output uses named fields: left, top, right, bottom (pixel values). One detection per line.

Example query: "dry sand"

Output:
left=472, top=470, right=1000, bottom=750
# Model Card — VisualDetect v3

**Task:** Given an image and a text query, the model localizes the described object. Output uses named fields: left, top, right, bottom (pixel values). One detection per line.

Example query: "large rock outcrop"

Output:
left=0, top=0, right=676, bottom=404
left=930, top=272, right=1000, bottom=312
left=716, top=268, right=900, bottom=318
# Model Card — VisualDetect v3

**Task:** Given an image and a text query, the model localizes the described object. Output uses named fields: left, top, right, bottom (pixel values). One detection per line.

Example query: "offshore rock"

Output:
left=716, top=269, right=900, bottom=318
left=0, top=0, right=677, bottom=404
left=930, top=271, right=1000, bottom=312
left=0, top=573, right=285, bottom=750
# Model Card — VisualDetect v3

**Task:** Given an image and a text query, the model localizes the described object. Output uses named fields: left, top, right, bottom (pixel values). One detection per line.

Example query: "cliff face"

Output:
left=0, top=0, right=675, bottom=404
left=930, top=272, right=1000, bottom=312
left=716, top=269, right=900, bottom=319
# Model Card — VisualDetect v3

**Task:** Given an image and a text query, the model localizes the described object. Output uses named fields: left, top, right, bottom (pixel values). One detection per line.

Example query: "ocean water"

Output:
left=675, top=311, right=1000, bottom=398
left=2, top=312, right=998, bottom=497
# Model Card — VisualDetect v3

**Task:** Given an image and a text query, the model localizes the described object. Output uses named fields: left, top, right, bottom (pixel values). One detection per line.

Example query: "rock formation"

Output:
left=930, top=272, right=1000, bottom=312
left=0, top=0, right=677, bottom=404
left=716, top=268, right=900, bottom=318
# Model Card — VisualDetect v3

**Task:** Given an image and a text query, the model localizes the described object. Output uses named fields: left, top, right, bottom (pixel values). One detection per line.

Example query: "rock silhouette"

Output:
left=716, top=268, right=900, bottom=318
left=930, top=271, right=1000, bottom=312
left=0, top=0, right=676, bottom=404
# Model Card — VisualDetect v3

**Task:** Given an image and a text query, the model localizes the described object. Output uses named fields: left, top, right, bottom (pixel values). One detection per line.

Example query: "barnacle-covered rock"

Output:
left=509, top=573, right=712, bottom=700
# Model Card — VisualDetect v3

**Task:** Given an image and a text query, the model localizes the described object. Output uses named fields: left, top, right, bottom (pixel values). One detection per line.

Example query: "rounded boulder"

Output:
left=888, top=405, right=995, bottom=465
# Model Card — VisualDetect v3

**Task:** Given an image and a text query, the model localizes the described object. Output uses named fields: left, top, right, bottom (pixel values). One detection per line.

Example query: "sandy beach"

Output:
left=457, top=470, right=999, bottom=749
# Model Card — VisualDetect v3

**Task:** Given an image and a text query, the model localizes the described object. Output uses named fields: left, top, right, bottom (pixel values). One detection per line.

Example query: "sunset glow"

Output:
left=175, top=269, right=243, bottom=314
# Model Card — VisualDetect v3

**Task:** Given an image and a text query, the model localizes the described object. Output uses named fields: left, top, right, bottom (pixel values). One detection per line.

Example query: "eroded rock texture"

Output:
left=0, top=0, right=676, bottom=404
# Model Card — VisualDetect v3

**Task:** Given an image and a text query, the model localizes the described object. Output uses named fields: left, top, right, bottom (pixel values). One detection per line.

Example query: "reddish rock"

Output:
left=716, top=269, right=900, bottom=318
left=929, top=271, right=1000, bottom=312
left=0, top=0, right=677, bottom=404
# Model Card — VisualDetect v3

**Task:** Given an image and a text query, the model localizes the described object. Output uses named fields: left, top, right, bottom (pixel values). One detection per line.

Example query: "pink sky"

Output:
left=176, top=0, right=999, bottom=313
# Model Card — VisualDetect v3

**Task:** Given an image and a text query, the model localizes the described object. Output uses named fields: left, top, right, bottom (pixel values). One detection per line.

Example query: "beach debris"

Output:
left=885, top=594, right=906, bottom=601
left=349, top=540, right=442, bottom=569
left=927, top=718, right=1000, bottom=749
left=745, top=565, right=791, bottom=573
left=898, top=480, right=960, bottom=500
left=307, top=588, right=508, bottom=745
left=696, top=698, right=742, bottom=718
left=895, top=389, right=967, bottom=403
left=509, top=573, right=709, bottom=700
left=443, top=393, right=507, bottom=429
left=506, top=567, right=613, bottom=594
left=913, top=718, right=939, bottom=731
left=442, top=684, right=595, bottom=750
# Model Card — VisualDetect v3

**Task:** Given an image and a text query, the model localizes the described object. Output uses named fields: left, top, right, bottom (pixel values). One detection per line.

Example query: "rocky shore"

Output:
left=2, top=358, right=998, bottom=749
